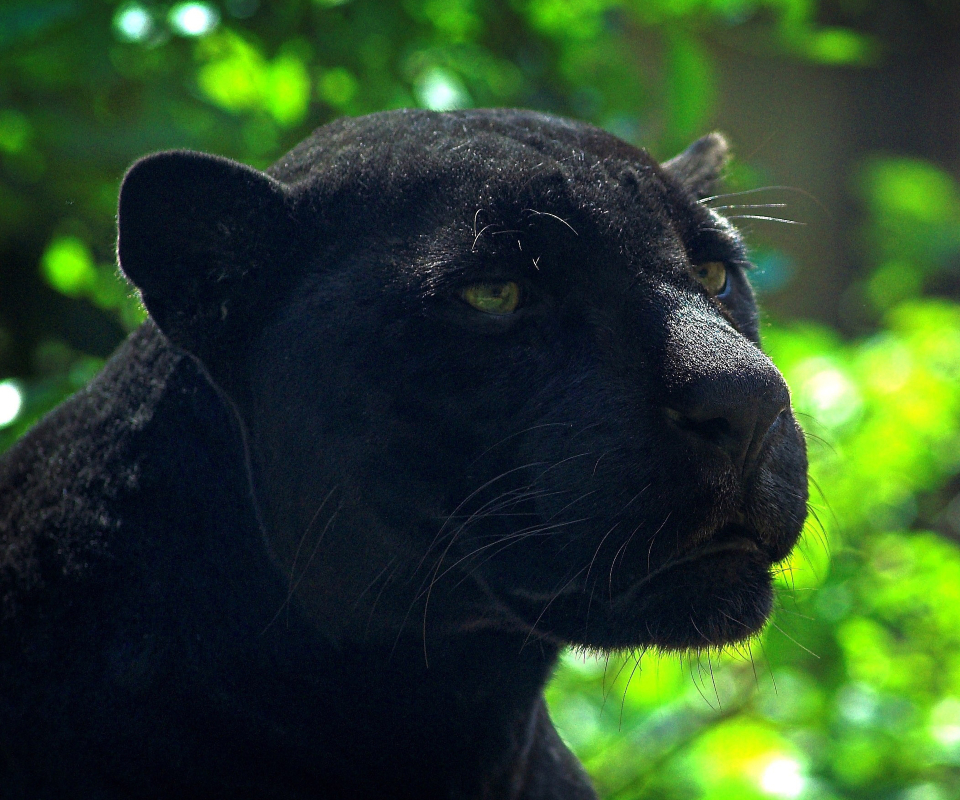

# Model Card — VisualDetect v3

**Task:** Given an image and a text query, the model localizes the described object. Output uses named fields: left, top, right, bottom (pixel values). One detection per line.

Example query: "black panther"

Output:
left=0, top=109, right=807, bottom=798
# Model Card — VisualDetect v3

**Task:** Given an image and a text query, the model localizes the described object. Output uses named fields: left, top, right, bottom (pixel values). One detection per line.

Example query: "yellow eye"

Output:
left=461, top=281, right=521, bottom=315
left=692, top=261, right=728, bottom=296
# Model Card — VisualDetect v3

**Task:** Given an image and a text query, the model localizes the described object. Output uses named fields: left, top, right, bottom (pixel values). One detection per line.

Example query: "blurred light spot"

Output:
left=807, top=369, right=854, bottom=415
left=863, top=334, right=912, bottom=393
left=861, top=158, right=960, bottom=225
left=265, top=54, right=310, bottom=126
left=41, top=236, right=97, bottom=298
left=760, top=757, right=805, bottom=798
left=318, top=67, right=359, bottom=107
left=797, top=358, right=861, bottom=428
left=114, top=4, right=153, bottom=42
left=0, top=380, right=23, bottom=428
left=901, top=784, right=947, bottom=800
left=836, top=682, right=879, bottom=725
left=415, top=67, right=470, bottom=111
left=168, top=2, right=220, bottom=36
left=0, top=109, right=31, bottom=154
left=930, top=697, right=960, bottom=746
left=805, top=27, right=876, bottom=66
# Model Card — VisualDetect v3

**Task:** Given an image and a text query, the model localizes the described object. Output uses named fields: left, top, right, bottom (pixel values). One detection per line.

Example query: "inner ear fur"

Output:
left=662, top=132, right=729, bottom=200
left=118, top=150, right=294, bottom=366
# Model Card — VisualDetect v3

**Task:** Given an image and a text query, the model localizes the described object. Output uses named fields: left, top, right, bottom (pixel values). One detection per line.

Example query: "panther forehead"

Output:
left=268, top=108, right=660, bottom=186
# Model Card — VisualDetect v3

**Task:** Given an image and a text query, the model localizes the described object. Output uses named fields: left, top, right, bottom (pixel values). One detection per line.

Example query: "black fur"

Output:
left=0, top=109, right=807, bottom=798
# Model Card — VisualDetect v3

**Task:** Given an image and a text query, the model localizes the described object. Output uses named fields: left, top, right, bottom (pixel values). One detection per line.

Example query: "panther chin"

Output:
left=501, top=524, right=791, bottom=652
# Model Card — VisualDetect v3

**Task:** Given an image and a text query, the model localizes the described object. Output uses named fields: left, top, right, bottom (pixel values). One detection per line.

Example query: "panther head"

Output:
left=118, top=109, right=808, bottom=654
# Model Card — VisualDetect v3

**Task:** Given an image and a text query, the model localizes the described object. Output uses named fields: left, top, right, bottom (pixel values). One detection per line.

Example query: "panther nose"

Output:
left=665, top=375, right=790, bottom=477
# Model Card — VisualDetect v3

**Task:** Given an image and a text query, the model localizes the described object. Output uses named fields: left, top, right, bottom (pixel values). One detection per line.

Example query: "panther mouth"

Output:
left=496, top=522, right=780, bottom=651
left=600, top=523, right=780, bottom=649
left=607, top=524, right=764, bottom=607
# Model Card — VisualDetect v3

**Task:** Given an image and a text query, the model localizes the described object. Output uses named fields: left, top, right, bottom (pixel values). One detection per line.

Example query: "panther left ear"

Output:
left=118, top=150, right=294, bottom=366
left=662, top=132, right=729, bottom=200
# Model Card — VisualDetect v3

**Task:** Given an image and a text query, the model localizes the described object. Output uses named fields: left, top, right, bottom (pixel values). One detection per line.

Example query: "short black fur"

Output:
left=0, top=109, right=807, bottom=798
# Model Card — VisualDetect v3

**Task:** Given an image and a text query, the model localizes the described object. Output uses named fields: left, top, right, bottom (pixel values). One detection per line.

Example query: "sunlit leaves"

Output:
left=763, top=301, right=960, bottom=544
left=857, top=533, right=960, bottom=698
left=196, top=32, right=310, bottom=127
left=684, top=721, right=807, bottom=799
left=856, top=158, right=960, bottom=310
left=417, top=0, right=483, bottom=43
left=863, top=160, right=960, bottom=225
left=524, top=0, right=615, bottom=41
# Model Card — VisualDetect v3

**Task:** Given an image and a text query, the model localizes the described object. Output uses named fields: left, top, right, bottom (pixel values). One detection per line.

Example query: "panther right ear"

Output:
left=662, top=132, right=729, bottom=200
left=118, top=150, right=294, bottom=365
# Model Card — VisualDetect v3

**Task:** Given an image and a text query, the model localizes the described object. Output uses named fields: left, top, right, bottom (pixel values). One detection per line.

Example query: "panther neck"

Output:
left=275, top=629, right=599, bottom=799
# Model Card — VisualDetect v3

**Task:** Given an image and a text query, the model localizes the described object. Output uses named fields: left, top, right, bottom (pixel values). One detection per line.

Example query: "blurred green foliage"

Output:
left=2, top=1, right=959, bottom=799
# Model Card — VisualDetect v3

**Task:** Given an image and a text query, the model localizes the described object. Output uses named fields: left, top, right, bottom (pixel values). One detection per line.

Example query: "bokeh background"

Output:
left=2, top=1, right=960, bottom=798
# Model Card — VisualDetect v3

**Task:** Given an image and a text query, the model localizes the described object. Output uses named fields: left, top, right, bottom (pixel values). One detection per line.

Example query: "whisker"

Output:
left=417, top=455, right=592, bottom=663
left=287, top=485, right=339, bottom=601
left=353, top=554, right=399, bottom=609
left=702, top=184, right=829, bottom=216
left=466, top=423, right=574, bottom=469
left=769, top=620, right=820, bottom=658
left=439, top=518, right=590, bottom=589
left=414, top=460, right=550, bottom=575
left=725, top=214, right=805, bottom=225
left=710, top=203, right=787, bottom=211
left=619, top=653, right=644, bottom=729
left=365, top=555, right=408, bottom=638
left=521, top=565, right=589, bottom=647
left=262, top=497, right=342, bottom=634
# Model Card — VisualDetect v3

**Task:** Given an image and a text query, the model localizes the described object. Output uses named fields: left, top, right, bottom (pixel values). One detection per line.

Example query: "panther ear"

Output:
left=118, top=150, right=293, bottom=364
left=662, top=132, right=729, bottom=200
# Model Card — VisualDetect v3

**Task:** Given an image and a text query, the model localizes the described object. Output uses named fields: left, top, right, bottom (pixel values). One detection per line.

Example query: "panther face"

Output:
left=119, top=109, right=808, bottom=654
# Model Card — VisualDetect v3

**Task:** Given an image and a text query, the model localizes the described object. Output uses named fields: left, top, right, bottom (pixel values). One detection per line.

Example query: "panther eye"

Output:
left=461, top=281, right=521, bottom=315
left=691, top=261, right=728, bottom=296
